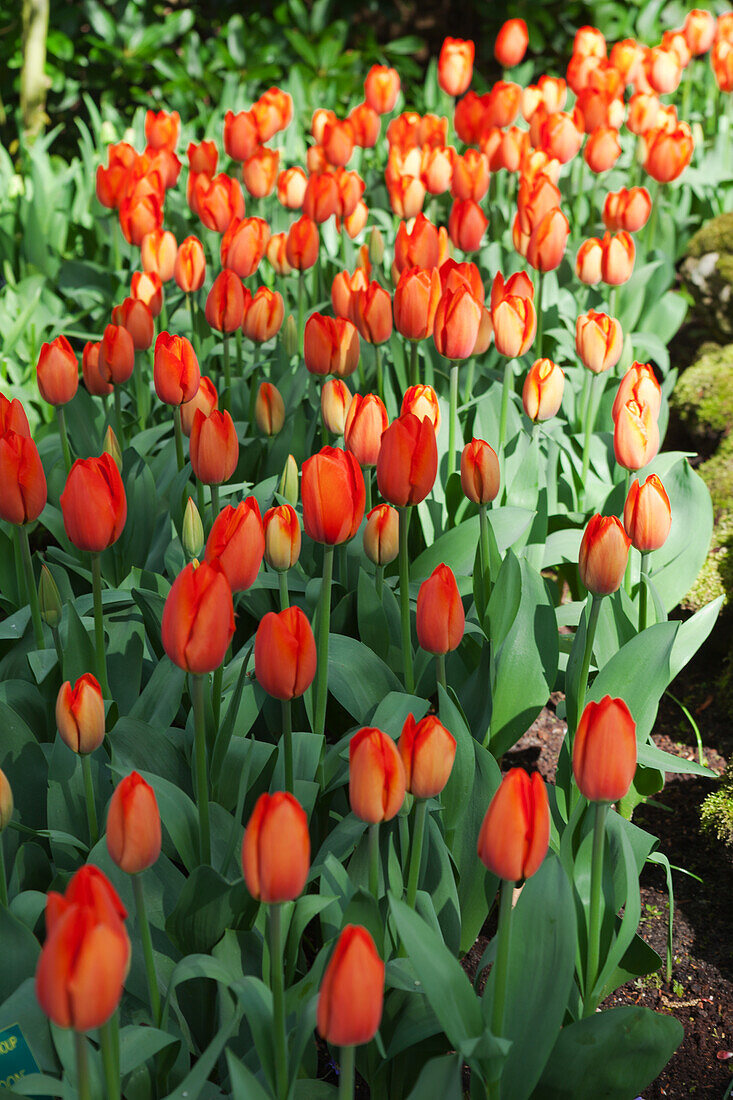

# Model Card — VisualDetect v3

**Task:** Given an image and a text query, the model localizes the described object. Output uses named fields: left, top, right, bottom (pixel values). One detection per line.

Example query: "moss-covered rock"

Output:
left=682, top=512, right=733, bottom=610
left=700, top=759, right=733, bottom=848
left=670, top=342, right=733, bottom=449
left=681, top=214, right=733, bottom=340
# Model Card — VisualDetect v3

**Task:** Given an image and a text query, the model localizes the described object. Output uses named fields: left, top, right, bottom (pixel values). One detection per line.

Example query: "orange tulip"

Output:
left=37, top=336, right=78, bottom=406
left=153, top=332, right=200, bottom=406
left=484, top=81, right=522, bottom=129
left=162, top=560, right=234, bottom=673
left=82, top=341, right=113, bottom=398
left=401, top=384, right=440, bottom=432
left=387, top=175, right=427, bottom=219
left=130, top=269, right=163, bottom=316
left=477, top=769, right=549, bottom=881
left=522, top=358, right=565, bottom=421
left=627, top=92, right=661, bottom=136
left=416, top=563, right=465, bottom=655
left=448, top=198, right=488, bottom=253
left=393, top=267, right=442, bottom=341
left=190, top=408, right=238, bottom=484
left=253, top=87, right=292, bottom=140
left=221, top=217, right=269, bottom=279
left=353, top=282, right=393, bottom=345
left=344, top=393, right=389, bottom=467
left=181, top=375, right=218, bottom=437
left=612, top=362, right=661, bottom=422
left=540, top=111, right=583, bottom=163
left=335, top=169, right=365, bottom=219
left=55, top=674, right=105, bottom=754
left=99, top=323, right=135, bottom=385
left=277, top=166, right=308, bottom=210
left=578, top=514, right=631, bottom=595
left=187, top=140, right=217, bottom=176
left=264, top=504, right=301, bottom=571
left=322, top=118, right=355, bottom=168
left=111, top=298, right=154, bottom=352
left=527, top=207, right=570, bottom=272
left=420, top=145, right=454, bottom=195
left=576, top=311, right=623, bottom=373
left=303, top=171, right=339, bottom=224
left=433, top=285, right=482, bottom=360
left=242, top=792, right=310, bottom=903
left=460, top=438, right=500, bottom=504
left=491, top=293, right=537, bottom=358
left=321, top=378, right=352, bottom=436
left=331, top=267, right=369, bottom=322
left=365, top=65, right=400, bottom=113
left=106, top=771, right=161, bottom=874
left=602, top=187, right=651, bottom=233
left=573, top=696, right=637, bottom=802
left=576, top=237, right=603, bottom=284
left=438, top=37, right=475, bottom=96
left=584, top=126, right=622, bottom=173
left=472, top=306, right=493, bottom=355
left=254, top=381, right=285, bottom=437
left=60, top=454, right=126, bottom=552
left=174, top=235, right=206, bottom=292
left=317, top=925, right=384, bottom=1047
left=145, top=109, right=179, bottom=150
left=285, top=215, right=319, bottom=270
left=517, top=174, right=562, bottom=237
left=304, top=314, right=360, bottom=377
left=349, top=727, right=406, bottom=823
left=377, top=412, right=438, bottom=506
left=454, top=91, right=488, bottom=145
left=394, top=213, right=440, bottom=273
left=614, top=399, right=660, bottom=471
left=600, top=230, right=635, bottom=285
left=141, top=228, right=177, bottom=282
left=242, top=147, right=279, bottom=198
left=451, top=149, right=490, bottom=202
left=645, top=46, right=682, bottom=95
left=643, top=123, right=694, bottom=183
left=684, top=9, right=716, bottom=55
left=349, top=103, right=381, bottom=148
left=0, top=392, right=30, bottom=437
left=205, top=270, right=245, bottom=332
left=254, top=606, right=317, bottom=700
left=624, top=474, right=672, bottom=553
left=119, top=191, right=163, bottom=247
left=194, top=173, right=245, bottom=232
left=243, top=287, right=284, bottom=343
left=363, top=503, right=399, bottom=565
left=205, top=498, right=264, bottom=591
left=495, top=18, right=529, bottom=67
left=302, top=446, right=365, bottom=544
left=398, top=713, right=456, bottom=798
left=266, top=232, right=294, bottom=276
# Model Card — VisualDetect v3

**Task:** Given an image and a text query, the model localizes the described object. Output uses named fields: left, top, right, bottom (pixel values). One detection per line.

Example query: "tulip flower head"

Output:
left=60, top=454, right=126, bottom=552
left=523, top=358, right=565, bottom=421
left=579, top=514, right=631, bottom=596
left=205, top=498, right=265, bottom=591
left=161, top=560, right=235, bottom=674
left=0, top=430, right=47, bottom=526
left=573, top=696, right=637, bottom=802
left=264, top=504, right=301, bottom=571
left=317, top=925, right=385, bottom=1047
left=399, top=713, right=456, bottom=798
left=477, top=769, right=550, bottom=881
left=106, top=771, right=162, bottom=874
left=56, top=674, right=106, bottom=754
left=376, top=412, right=438, bottom=507
left=624, top=474, right=672, bottom=552
left=301, top=446, right=365, bottom=544
left=242, top=791, right=310, bottom=903
left=363, top=503, right=399, bottom=566
left=416, top=564, right=465, bottom=655
left=37, top=336, right=79, bottom=406
left=349, top=727, right=406, bottom=824
left=254, top=606, right=317, bottom=701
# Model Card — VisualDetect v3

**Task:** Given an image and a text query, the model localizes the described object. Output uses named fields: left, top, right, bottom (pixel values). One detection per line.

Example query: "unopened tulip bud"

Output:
left=103, top=425, right=122, bottom=470
left=401, top=384, right=440, bottom=432
left=349, top=727, right=406, bottom=823
left=56, top=674, right=106, bottom=754
left=182, top=497, right=204, bottom=558
left=321, top=378, right=352, bottom=435
left=399, top=713, right=456, bottom=798
left=317, top=925, right=385, bottom=1048
left=255, top=382, right=285, bottom=436
left=0, top=767, right=12, bottom=831
left=162, top=561, right=235, bottom=674
left=369, top=227, right=385, bottom=264
left=279, top=454, right=299, bottom=505
left=600, top=230, right=635, bottom=286
left=106, top=771, right=162, bottom=874
left=264, top=504, right=301, bottom=570
left=363, top=503, right=399, bottom=566
left=614, top=399, right=660, bottom=471
left=460, top=438, right=500, bottom=504
left=477, top=768, right=549, bottom=881
left=254, top=606, right=317, bottom=700
left=38, top=563, right=62, bottom=628
left=576, top=311, right=622, bottom=374
left=416, top=563, right=465, bottom=655
left=242, top=791, right=310, bottom=903
left=522, top=358, right=565, bottom=421
left=579, top=514, right=631, bottom=596
left=573, top=696, right=637, bottom=803
left=624, top=474, right=671, bottom=552
left=283, top=314, right=298, bottom=357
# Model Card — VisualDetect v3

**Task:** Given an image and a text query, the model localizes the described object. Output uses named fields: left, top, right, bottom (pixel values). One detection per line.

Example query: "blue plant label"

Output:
left=0, top=1023, right=40, bottom=1091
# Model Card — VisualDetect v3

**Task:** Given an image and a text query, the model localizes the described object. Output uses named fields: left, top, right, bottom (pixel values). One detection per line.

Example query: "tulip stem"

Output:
left=398, top=507, right=414, bottom=694
left=463, top=356, right=476, bottom=404
left=368, top=822, right=380, bottom=898
left=410, top=342, right=418, bottom=387
left=497, top=358, right=514, bottom=458
left=639, top=552, right=650, bottom=632
left=435, top=653, right=447, bottom=692
left=584, top=800, right=609, bottom=1017
left=18, top=526, right=44, bottom=651
left=75, top=1032, right=92, bottom=1100
left=645, top=182, right=660, bottom=255
left=406, top=799, right=428, bottom=908
left=81, top=754, right=99, bottom=848
left=91, top=554, right=111, bottom=698
left=269, top=903, right=289, bottom=1100
left=133, top=873, right=161, bottom=1027
left=479, top=504, right=491, bottom=597
left=99, top=1019, right=121, bottom=1100
left=173, top=407, right=185, bottom=472
left=197, top=479, right=207, bottom=525
left=56, top=407, right=72, bottom=473
left=192, top=674, right=212, bottom=865
left=535, top=269, right=544, bottom=361
left=314, top=544, right=334, bottom=739
left=134, top=351, right=146, bottom=431
left=576, top=594, right=603, bottom=735
left=282, top=699, right=294, bottom=793
left=0, top=837, right=8, bottom=906
left=210, top=482, right=221, bottom=521
left=375, top=565, right=384, bottom=601
left=581, top=374, right=601, bottom=508
left=338, top=1045, right=355, bottom=1100
left=279, top=571, right=290, bottom=611
left=448, top=363, right=459, bottom=478
left=188, top=293, right=197, bottom=349
left=375, top=345, right=383, bottom=404
left=222, top=333, right=231, bottom=413
left=113, top=386, right=125, bottom=449
left=297, top=272, right=305, bottom=346
left=364, top=469, right=372, bottom=513
left=491, top=877, right=514, bottom=1042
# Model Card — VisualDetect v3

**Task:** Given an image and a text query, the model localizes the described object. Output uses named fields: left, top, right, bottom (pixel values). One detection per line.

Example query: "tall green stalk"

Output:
left=575, top=594, right=603, bottom=735
left=398, top=507, right=414, bottom=693
left=74, top=1032, right=92, bottom=1100
left=269, top=903, right=289, bottom=1100
left=192, top=674, right=211, bottom=865
left=57, top=406, right=72, bottom=473
left=448, top=362, right=459, bottom=477
left=18, top=525, right=44, bottom=650
left=490, top=877, right=514, bottom=1039
left=282, top=698, right=293, bottom=794
left=0, top=837, right=8, bottom=907
left=368, top=822, right=380, bottom=898
left=133, top=873, right=161, bottom=1026
left=409, top=342, right=418, bottom=387
left=406, top=799, right=428, bottom=907
left=99, top=1019, right=120, bottom=1100
left=638, top=552, right=650, bottom=632
left=338, top=1045, right=355, bottom=1100
left=81, top=755, right=99, bottom=848
left=583, top=801, right=609, bottom=1017
left=314, top=545, right=335, bottom=738
left=92, top=553, right=110, bottom=697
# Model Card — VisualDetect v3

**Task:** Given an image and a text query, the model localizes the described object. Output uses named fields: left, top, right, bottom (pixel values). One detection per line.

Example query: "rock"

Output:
left=681, top=213, right=733, bottom=340
left=670, top=342, right=733, bottom=452
left=700, top=757, right=733, bottom=848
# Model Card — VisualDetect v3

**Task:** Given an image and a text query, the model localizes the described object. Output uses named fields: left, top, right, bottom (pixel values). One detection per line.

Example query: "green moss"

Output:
left=687, top=212, right=733, bottom=259
left=683, top=512, right=733, bottom=611
left=699, top=436, right=733, bottom=515
left=700, top=761, right=733, bottom=847
left=671, top=343, right=733, bottom=439
left=717, top=253, right=733, bottom=288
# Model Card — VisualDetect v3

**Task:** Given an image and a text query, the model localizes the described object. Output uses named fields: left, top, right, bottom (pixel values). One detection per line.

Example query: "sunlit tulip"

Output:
left=576, top=311, right=622, bottom=373
left=523, top=358, right=565, bottom=421
left=624, top=474, right=672, bottom=553
left=573, top=697, right=637, bottom=802
left=579, top=514, right=631, bottom=595
left=205, top=498, right=265, bottom=591
left=377, top=412, right=437, bottom=506
left=37, top=336, right=78, bottom=406
left=363, top=503, right=399, bottom=566
left=416, top=564, right=465, bottom=655
left=344, top=394, right=389, bottom=467
left=438, top=37, right=475, bottom=96
left=301, top=446, right=365, bottom=544
left=460, top=438, right=500, bottom=504
left=495, top=18, right=529, bottom=67
left=264, top=504, right=301, bottom=571
left=190, top=408, right=238, bottom=484
left=614, top=399, right=660, bottom=471
left=477, top=769, right=549, bottom=881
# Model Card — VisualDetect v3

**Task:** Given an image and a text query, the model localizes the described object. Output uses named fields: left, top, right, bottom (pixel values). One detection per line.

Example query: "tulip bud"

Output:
left=254, top=606, right=317, bottom=700
left=180, top=375, right=218, bottom=437
left=579, top=514, right=631, bottom=596
left=344, top=393, right=389, bottom=468
left=304, top=314, right=361, bottom=377
left=527, top=207, right=570, bottom=272
left=522, top=358, right=565, bottom=421
left=0, top=767, right=13, bottom=831
left=399, top=713, right=456, bottom=798
left=283, top=315, right=298, bottom=357
left=416, top=564, right=465, bottom=655
left=477, top=768, right=549, bottom=881
left=103, top=426, right=123, bottom=470
left=491, top=294, right=537, bottom=358
left=190, top=409, right=239, bottom=485
left=37, top=336, right=79, bottom=407
left=256, top=508, right=296, bottom=574
left=280, top=454, right=299, bottom=506
left=153, top=332, right=200, bottom=406
left=400, top=384, right=440, bottom=432
left=321, top=378, right=352, bottom=436
left=174, top=235, right=206, bottom=293
left=205, top=498, right=265, bottom=592
left=377, top=412, right=438, bottom=507
left=614, top=399, right=660, bottom=471
left=433, top=285, right=483, bottom=360
left=56, top=674, right=105, bottom=754
left=363, top=503, right=399, bottom=566
left=242, top=791, right=310, bottom=903
left=438, top=37, right=475, bottom=96
left=38, top=563, right=63, bottom=628
left=624, top=474, right=671, bottom=552
left=349, top=727, right=406, bottom=823
left=182, top=497, right=204, bottom=558
left=255, top=381, right=285, bottom=436
left=576, top=311, right=623, bottom=374
left=60, top=454, right=127, bottom=552
left=205, top=270, right=245, bottom=333
left=0, top=392, right=30, bottom=437
left=573, top=696, right=637, bottom=803
left=353, top=282, right=393, bottom=345
left=460, top=438, right=500, bottom=504
left=161, top=560, right=235, bottom=674
left=285, top=215, right=320, bottom=271
left=106, top=771, right=162, bottom=874
left=368, top=226, right=385, bottom=264
left=111, top=297, right=154, bottom=352
left=0, top=430, right=47, bottom=527
left=576, top=238, right=603, bottom=285
left=612, top=363, right=662, bottom=424
left=495, top=18, right=529, bottom=67
left=600, top=230, right=635, bottom=285
left=99, top=324, right=135, bottom=386
left=302, top=446, right=365, bottom=544
left=317, top=925, right=385, bottom=1047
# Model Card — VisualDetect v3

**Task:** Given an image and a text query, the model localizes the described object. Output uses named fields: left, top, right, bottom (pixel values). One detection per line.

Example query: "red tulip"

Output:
left=416, top=563, right=465, bottom=655
left=477, top=769, right=549, bottom=881
left=190, top=409, right=238, bottom=485
left=363, top=503, right=399, bottom=566
left=579, top=514, right=631, bottom=596
left=161, top=560, right=234, bottom=674
left=624, top=474, right=672, bottom=553
left=60, top=454, right=126, bottom=552
left=0, top=430, right=47, bottom=526
left=438, top=37, right=475, bottom=96
left=106, top=771, right=161, bottom=873
left=460, top=438, right=500, bottom=504
left=301, top=446, right=365, bottom=544
left=205, top=498, right=264, bottom=591
left=349, top=727, right=406, bottom=823
left=573, top=696, right=637, bottom=802
left=37, top=336, right=79, bottom=406
left=254, top=606, right=317, bottom=700
left=153, top=332, right=200, bottom=405
left=317, top=925, right=384, bottom=1047
left=399, top=713, right=456, bottom=798
left=344, top=393, right=389, bottom=468
left=376, top=413, right=437, bottom=507
left=242, top=792, right=310, bottom=903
